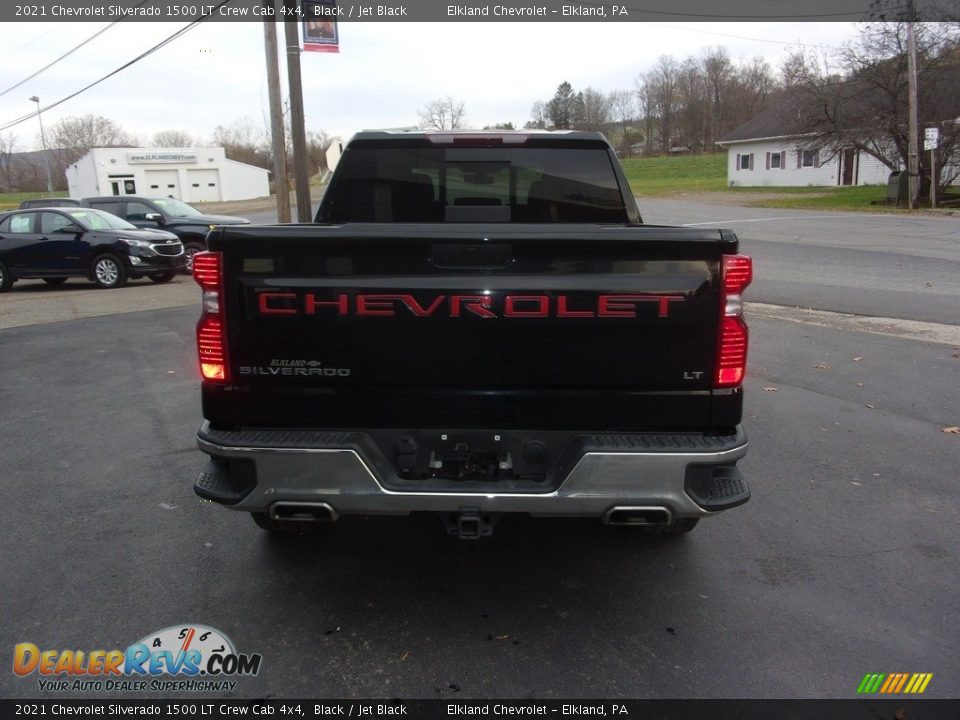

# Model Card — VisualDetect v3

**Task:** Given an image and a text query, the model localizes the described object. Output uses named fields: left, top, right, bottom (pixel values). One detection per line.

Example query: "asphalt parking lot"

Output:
left=1, top=202, right=958, bottom=700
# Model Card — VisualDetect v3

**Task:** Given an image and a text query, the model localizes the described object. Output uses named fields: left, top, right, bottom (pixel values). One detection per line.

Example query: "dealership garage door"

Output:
left=144, top=169, right=180, bottom=198
left=187, top=169, right=221, bottom=202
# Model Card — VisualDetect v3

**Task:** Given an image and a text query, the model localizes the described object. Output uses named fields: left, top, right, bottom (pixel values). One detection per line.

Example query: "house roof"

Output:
left=717, top=95, right=823, bottom=145
left=719, top=62, right=960, bottom=145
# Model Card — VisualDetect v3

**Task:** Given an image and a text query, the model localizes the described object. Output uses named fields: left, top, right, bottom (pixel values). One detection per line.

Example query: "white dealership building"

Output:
left=65, top=147, right=269, bottom=203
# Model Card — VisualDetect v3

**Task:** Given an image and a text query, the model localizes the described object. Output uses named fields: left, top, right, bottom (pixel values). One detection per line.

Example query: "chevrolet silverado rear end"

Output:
left=193, top=131, right=751, bottom=538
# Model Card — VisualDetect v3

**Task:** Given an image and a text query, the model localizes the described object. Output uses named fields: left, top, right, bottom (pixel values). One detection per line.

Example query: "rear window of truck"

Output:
left=324, top=147, right=628, bottom=223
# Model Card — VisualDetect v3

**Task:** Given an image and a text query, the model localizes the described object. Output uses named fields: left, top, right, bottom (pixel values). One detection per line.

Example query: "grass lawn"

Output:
left=0, top=191, right=69, bottom=211
left=619, top=154, right=950, bottom=212
left=620, top=154, right=728, bottom=195
left=740, top=185, right=889, bottom=210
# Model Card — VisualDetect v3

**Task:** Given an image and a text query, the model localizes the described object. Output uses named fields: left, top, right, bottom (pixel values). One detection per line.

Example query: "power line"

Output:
left=648, top=22, right=846, bottom=51
left=0, top=3, right=230, bottom=135
left=0, top=21, right=124, bottom=99
left=0, top=29, right=54, bottom=63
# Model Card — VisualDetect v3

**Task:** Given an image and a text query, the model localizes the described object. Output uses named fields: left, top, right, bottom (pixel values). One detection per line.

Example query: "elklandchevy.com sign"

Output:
left=127, top=152, right=199, bottom=164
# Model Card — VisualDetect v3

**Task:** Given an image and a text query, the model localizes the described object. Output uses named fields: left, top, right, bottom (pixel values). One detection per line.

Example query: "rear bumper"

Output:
left=195, top=423, right=749, bottom=520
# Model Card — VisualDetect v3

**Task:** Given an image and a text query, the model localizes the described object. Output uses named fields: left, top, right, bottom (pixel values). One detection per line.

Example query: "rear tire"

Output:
left=91, top=254, right=127, bottom=289
left=42, top=277, right=67, bottom=286
left=148, top=271, right=176, bottom=283
left=0, top=262, right=13, bottom=293
left=251, top=512, right=323, bottom=534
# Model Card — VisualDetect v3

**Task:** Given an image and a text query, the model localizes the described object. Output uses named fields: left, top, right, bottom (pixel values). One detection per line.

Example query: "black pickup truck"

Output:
left=192, top=131, right=752, bottom=538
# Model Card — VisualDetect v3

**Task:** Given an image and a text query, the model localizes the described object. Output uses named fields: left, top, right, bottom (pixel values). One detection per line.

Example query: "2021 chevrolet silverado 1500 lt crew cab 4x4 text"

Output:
left=191, top=131, right=752, bottom=538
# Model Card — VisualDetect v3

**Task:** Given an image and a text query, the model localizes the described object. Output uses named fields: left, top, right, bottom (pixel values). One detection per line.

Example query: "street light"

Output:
left=29, top=95, right=54, bottom=195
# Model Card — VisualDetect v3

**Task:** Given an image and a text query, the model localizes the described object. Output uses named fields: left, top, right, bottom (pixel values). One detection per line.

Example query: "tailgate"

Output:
left=207, top=223, right=736, bottom=431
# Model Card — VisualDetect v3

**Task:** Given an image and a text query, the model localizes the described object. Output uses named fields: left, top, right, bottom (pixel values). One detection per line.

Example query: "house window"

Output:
left=802, top=149, right=818, bottom=167
left=770, top=152, right=782, bottom=169
left=739, top=153, right=753, bottom=170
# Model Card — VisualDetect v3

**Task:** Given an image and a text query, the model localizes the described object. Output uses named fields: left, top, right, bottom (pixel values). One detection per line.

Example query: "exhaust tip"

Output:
left=603, top=506, right=672, bottom=526
left=270, top=502, right=339, bottom=523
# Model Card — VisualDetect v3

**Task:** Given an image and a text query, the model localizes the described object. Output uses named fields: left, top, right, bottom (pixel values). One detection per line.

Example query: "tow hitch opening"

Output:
left=439, top=510, right=500, bottom=539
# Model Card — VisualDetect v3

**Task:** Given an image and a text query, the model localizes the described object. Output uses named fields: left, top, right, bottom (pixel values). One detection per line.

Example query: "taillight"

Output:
left=716, top=254, right=752, bottom=388
left=193, top=251, right=229, bottom=383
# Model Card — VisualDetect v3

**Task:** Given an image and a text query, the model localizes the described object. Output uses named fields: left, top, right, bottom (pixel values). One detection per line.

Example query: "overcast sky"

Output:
left=0, top=21, right=860, bottom=151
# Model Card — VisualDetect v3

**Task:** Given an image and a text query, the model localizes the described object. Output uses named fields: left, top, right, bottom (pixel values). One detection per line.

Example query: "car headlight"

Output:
left=120, top=238, right=153, bottom=248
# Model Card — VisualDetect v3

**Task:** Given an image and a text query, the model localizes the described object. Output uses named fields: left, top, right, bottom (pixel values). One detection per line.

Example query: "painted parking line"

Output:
left=682, top=215, right=856, bottom=226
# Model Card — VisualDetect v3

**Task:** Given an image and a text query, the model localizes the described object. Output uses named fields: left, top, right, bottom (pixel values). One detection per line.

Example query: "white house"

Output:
left=65, top=147, right=269, bottom=202
left=716, top=108, right=897, bottom=188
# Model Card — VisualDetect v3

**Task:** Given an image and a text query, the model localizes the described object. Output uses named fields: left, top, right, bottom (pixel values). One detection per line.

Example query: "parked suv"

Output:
left=0, top=207, right=184, bottom=291
left=19, top=198, right=81, bottom=209
left=80, top=196, right=249, bottom=272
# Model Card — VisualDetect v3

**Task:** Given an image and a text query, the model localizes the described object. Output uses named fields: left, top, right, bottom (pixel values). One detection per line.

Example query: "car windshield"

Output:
left=151, top=197, right=203, bottom=217
left=64, top=209, right=137, bottom=231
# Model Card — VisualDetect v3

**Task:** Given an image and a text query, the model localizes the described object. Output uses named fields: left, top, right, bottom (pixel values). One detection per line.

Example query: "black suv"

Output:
left=19, top=198, right=81, bottom=209
left=80, top=196, right=249, bottom=271
left=0, top=207, right=184, bottom=291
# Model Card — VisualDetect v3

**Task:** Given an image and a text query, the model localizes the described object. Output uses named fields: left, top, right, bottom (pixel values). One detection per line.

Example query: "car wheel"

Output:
left=42, top=277, right=68, bottom=286
left=182, top=243, right=205, bottom=274
left=148, top=271, right=176, bottom=283
left=91, top=254, right=127, bottom=289
left=0, top=262, right=13, bottom=293
left=251, top=512, right=323, bottom=534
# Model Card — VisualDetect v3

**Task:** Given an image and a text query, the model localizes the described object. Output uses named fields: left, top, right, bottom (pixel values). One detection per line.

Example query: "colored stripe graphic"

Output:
left=857, top=672, right=932, bottom=694
left=893, top=673, right=909, bottom=693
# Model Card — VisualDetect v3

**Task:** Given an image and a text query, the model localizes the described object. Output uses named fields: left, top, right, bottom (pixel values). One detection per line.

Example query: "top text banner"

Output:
left=6, top=0, right=958, bottom=22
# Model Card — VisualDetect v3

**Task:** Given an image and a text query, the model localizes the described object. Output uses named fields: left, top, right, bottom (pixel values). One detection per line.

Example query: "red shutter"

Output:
left=765, top=152, right=770, bottom=170
left=736, top=153, right=741, bottom=171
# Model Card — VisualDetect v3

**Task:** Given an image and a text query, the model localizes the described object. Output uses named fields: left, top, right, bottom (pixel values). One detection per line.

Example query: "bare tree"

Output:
left=787, top=23, right=960, bottom=189
left=646, top=56, right=683, bottom=151
left=701, top=47, right=734, bottom=148
left=47, top=115, right=134, bottom=190
left=0, top=133, right=18, bottom=192
left=151, top=129, right=195, bottom=148
left=50, top=115, right=134, bottom=162
left=525, top=100, right=548, bottom=129
left=634, top=77, right=656, bottom=155
left=577, top=87, right=611, bottom=132
left=418, top=96, right=467, bottom=130
left=608, top=89, right=639, bottom=155
left=676, top=57, right=708, bottom=150
left=212, top=116, right=270, bottom=168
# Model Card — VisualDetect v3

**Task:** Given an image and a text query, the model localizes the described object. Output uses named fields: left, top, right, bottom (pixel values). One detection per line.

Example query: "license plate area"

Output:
left=429, top=442, right=513, bottom=481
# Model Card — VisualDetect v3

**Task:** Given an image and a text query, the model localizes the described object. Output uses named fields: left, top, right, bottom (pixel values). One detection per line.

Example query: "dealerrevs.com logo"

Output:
left=13, top=624, right=262, bottom=693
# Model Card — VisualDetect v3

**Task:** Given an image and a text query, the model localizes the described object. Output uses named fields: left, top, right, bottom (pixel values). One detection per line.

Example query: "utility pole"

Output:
left=263, top=0, right=290, bottom=222
left=29, top=95, right=53, bottom=194
left=906, top=12, right=919, bottom=209
left=283, top=0, right=312, bottom=222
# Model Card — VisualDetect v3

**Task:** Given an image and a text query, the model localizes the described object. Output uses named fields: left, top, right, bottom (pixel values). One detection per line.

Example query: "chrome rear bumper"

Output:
left=195, top=423, right=749, bottom=519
